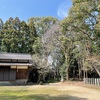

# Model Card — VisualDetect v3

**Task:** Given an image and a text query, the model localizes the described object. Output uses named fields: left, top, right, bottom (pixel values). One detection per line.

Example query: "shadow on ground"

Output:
left=0, top=81, right=35, bottom=86
left=0, top=94, right=87, bottom=100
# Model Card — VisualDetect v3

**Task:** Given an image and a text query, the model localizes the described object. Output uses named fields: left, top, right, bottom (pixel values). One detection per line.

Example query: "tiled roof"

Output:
left=0, top=53, right=32, bottom=60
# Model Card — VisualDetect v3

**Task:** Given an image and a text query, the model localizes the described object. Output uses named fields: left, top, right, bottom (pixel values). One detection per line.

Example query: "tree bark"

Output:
left=61, top=74, right=64, bottom=82
left=79, top=67, right=82, bottom=80
left=84, top=70, right=86, bottom=79
left=93, top=66, right=100, bottom=77
left=86, top=70, right=88, bottom=78
left=78, top=61, right=82, bottom=80
left=66, top=67, right=69, bottom=80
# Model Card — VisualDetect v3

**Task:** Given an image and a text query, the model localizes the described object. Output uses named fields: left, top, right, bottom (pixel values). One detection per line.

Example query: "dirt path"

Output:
left=46, top=82, right=100, bottom=100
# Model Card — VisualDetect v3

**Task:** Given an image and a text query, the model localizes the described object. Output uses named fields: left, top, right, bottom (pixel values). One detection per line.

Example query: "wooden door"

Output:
left=3, top=67, right=10, bottom=81
left=9, top=69, right=16, bottom=81
left=0, top=66, right=4, bottom=81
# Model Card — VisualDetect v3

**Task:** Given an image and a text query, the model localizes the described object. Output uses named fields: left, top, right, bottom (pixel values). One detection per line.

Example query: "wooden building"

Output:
left=0, top=53, right=33, bottom=81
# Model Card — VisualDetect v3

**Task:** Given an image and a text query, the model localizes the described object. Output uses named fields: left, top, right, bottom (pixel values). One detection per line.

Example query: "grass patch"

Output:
left=0, top=94, right=87, bottom=100
left=0, top=85, right=89, bottom=100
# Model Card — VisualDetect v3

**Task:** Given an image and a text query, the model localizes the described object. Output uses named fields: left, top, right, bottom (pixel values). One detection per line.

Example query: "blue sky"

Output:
left=0, top=0, right=72, bottom=22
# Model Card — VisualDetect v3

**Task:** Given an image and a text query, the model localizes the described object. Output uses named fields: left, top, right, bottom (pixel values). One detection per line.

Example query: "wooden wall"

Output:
left=0, top=66, right=16, bottom=81
left=16, top=69, right=28, bottom=80
left=0, top=66, right=29, bottom=81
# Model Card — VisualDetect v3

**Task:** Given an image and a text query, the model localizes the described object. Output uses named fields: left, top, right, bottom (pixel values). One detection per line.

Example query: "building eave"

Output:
left=0, top=63, right=32, bottom=66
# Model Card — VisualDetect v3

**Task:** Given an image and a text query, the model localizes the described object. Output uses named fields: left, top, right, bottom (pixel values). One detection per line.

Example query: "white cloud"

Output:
left=57, top=0, right=71, bottom=19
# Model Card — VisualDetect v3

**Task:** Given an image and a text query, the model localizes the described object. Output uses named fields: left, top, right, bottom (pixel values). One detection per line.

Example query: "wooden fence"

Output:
left=84, top=78, right=100, bottom=86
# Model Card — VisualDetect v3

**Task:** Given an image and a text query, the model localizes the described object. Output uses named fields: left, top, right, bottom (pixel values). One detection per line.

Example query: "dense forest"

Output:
left=0, top=0, right=100, bottom=83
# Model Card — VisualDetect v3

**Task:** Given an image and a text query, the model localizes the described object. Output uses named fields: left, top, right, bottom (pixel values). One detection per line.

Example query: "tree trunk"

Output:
left=66, top=67, right=69, bottom=80
left=86, top=70, right=88, bottom=78
left=93, top=66, right=100, bottom=77
left=43, top=74, right=46, bottom=82
left=78, top=61, right=82, bottom=80
left=57, top=67, right=60, bottom=81
left=61, top=74, right=64, bottom=82
left=83, top=58, right=85, bottom=80
left=84, top=70, right=86, bottom=79
left=79, top=67, right=82, bottom=80
left=73, top=67, right=75, bottom=78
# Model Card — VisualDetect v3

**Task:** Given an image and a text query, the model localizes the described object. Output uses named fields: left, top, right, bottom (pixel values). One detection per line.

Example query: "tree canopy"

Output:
left=0, top=1, right=100, bottom=83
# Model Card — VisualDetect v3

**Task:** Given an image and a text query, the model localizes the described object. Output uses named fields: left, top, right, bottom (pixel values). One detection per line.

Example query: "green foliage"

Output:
left=28, top=17, right=58, bottom=36
left=61, top=0, right=100, bottom=78
left=0, top=17, right=37, bottom=53
left=0, top=1, right=100, bottom=81
left=32, top=37, right=42, bottom=54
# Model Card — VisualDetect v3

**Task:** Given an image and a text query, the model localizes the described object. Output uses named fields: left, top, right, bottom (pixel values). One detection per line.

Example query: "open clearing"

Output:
left=0, top=82, right=100, bottom=100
